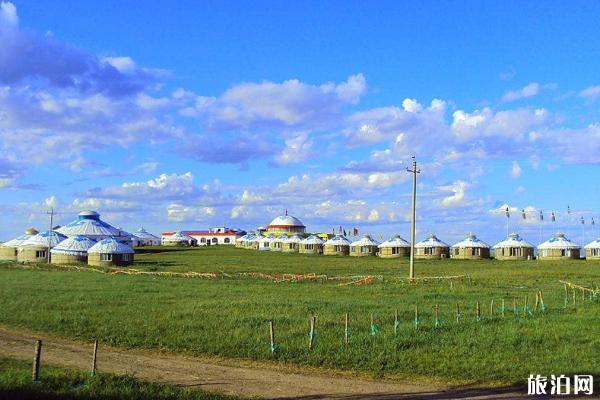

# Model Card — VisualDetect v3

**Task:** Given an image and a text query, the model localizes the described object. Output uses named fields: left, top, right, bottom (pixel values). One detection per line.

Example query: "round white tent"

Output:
left=282, top=234, right=303, bottom=253
left=0, top=228, right=39, bottom=260
left=299, top=235, right=325, bottom=254
left=17, top=231, right=67, bottom=263
left=450, top=234, right=490, bottom=259
left=414, top=234, right=450, bottom=259
left=131, top=228, right=161, bottom=246
left=51, top=235, right=97, bottom=264
left=88, top=238, right=135, bottom=266
left=162, top=231, right=197, bottom=247
left=258, top=234, right=276, bottom=251
left=323, top=235, right=351, bottom=256
left=378, top=235, right=410, bottom=258
left=538, top=233, right=580, bottom=260
left=350, top=234, right=380, bottom=257
left=492, top=233, right=534, bottom=260
left=584, top=238, right=600, bottom=260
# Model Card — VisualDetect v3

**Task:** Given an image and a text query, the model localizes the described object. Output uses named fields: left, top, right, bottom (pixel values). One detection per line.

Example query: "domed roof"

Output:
left=88, top=238, right=134, bottom=254
left=451, top=233, right=490, bottom=249
left=538, top=233, right=580, bottom=250
left=267, top=215, right=305, bottom=228
left=284, top=234, right=304, bottom=244
left=163, top=231, right=195, bottom=242
left=56, top=210, right=131, bottom=239
left=133, top=227, right=160, bottom=240
left=301, top=235, right=325, bottom=245
left=379, top=235, right=410, bottom=248
left=350, top=234, right=380, bottom=247
left=51, top=236, right=97, bottom=255
left=584, top=238, right=600, bottom=249
left=415, top=234, right=449, bottom=249
left=1, top=229, right=38, bottom=248
left=324, top=235, right=351, bottom=245
left=19, top=231, right=67, bottom=249
left=492, top=233, right=534, bottom=249
left=258, top=234, right=277, bottom=243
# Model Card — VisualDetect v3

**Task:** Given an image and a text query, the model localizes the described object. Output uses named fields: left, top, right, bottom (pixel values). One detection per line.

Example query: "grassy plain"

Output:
left=0, top=246, right=599, bottom=385
left=0, top=357, right=236, bottom=400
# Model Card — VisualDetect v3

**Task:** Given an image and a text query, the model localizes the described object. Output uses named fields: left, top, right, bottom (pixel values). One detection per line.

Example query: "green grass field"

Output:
left=0, top=357, right=237, bottom=400
left=1, top=246, right=599, bottom=386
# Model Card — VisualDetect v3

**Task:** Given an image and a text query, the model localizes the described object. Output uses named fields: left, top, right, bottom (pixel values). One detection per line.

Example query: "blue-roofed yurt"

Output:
left=450, top=234, right=490, bottom=259
left=56, top=211, right=133, bottom=244
left=51, top=236, right=96, bottom=264
left=17, top=231, right=67, bottom=263
left=0, top=228, right=38, bottom=261
left=492, top=233, right=534, bottom=260
left=131, top=228, right=161, bottom=246
left=88, top=238, right=134, bottom=267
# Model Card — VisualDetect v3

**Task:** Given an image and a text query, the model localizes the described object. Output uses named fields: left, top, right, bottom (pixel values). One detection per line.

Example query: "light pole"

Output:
left=407, top=156, right=420, bottom=280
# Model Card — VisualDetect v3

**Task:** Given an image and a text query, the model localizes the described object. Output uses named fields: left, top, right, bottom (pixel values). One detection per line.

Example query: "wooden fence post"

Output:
left=91, top=339, right=99, bottom=376
left=344, top=313, right=349, bottom=344
left=32, top=340, right=42, bottom=382
left=269, top=320, right=276, bottom=354
left=476, top=300, right=481, bottom=321
left=455, top=303, right=460, bottom=323
left=309, top=316, right=316, bottom=349
left=394, top=309, right=398, bottom=335
left=490, top=299, right=494, bottom=316
left=523, top=295, right=528, bottom=317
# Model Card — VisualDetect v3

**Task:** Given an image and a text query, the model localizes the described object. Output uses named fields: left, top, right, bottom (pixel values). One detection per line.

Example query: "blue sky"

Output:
left=1, top=0, right=600, bottom=246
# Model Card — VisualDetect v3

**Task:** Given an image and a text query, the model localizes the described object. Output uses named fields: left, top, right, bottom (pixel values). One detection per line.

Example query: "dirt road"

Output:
left=0, top=325, right=528, bottom=399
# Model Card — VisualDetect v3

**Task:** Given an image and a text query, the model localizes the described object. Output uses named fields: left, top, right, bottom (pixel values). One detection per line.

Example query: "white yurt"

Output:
left=492, top=233, right=535, bottom=260
left=50, top=236, right=97, bottom=264
left=0, top=228, right=39, bottom=261
left=299, top=235, right=325, bottom=254
left=88, top=238, right=134, bottom=267
left=17, top=231, right=67, bottom=263
left=538, top=233, right=580, bottom=260
left=269, top=235, right=285, bottom=252
left=323, top=235, right=351, bottom=256
left=245, top=233, right=260, bottom=250
left=258, top=234, right=275, bottom=251
left=450, top=234, right=490, bottom=260
left=378, top=235, right=410, bottom=258
left=56, top=211, right=133, bottom=244
left=131, top=228, right=161, bottom=246
left=282, top=234, right=303, bottom=253
left=349, top=234, right=380, bottom=257
left=162, top=231, right=197, bottom=247
left=235, top=234, right=248, bottom=248
left=414, top=234, right=450, bottom=259
left=584, top=239, right=600, bottom=260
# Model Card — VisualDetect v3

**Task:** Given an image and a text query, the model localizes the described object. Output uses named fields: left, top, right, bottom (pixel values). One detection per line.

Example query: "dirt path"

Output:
left=0, top=326, right=528, bottom=399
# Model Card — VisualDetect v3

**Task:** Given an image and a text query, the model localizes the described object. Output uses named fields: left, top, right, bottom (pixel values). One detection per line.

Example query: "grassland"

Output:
left=0, top=357, right=237, bottom=399
left=0, top=246, right=599, bottom=385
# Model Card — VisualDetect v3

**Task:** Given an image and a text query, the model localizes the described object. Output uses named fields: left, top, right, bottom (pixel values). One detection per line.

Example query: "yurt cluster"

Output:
left=0, top=211, right=161, bottom=266
left=235, top=214, right=600, bottom=261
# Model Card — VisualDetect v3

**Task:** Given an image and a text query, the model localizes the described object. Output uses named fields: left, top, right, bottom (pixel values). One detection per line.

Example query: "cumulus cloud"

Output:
left=510, top=161, right=522, bottom=179
left=273, top=133, right=314, bottom=165
left=0, top=2, right=163, bottom=97
left=579, top=85, right=600, bottom=101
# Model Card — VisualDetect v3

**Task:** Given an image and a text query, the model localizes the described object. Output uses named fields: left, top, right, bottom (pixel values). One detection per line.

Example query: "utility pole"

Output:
left=407, top=156, right=420, bottom=281
left=46, top=208, right=54, bottom=263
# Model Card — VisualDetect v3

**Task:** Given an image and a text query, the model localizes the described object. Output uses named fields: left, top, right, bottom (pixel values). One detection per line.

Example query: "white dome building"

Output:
left=378, top=235, right=411, bottom=258
left=88, top=238, right=134, bottom=267
left=492, top=233, right=534, bottom=260
left=414, top=234, right=450, bottom=259
left=350, top=234, right=380, bottom=257
left=282, top=234, right=303, bottom=253
left=56, top=211, right=133, bottom=244
left=131, top=228, right=161, bottom=246
left=266, top=213, right=306, bottom=234
left=323, top=235, right=351, bottom=256
left=17, top=231, right=67, bottom=263
left=162, top=231, right=197, bottom=247
left=51, top=236, right=97, bottom=264
left=450, top=234, right=490, bottom=260
left=0, top=228, right=38, bottom=261
left=538, top=233, right=580, bottom=260
left=299, top=235, right=325, bottom=254
left=584, top=238, right=600, bottom=260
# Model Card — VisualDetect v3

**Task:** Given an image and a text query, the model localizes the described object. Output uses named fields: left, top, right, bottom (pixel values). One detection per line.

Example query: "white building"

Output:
left=161, top=227, right=245, bottom=246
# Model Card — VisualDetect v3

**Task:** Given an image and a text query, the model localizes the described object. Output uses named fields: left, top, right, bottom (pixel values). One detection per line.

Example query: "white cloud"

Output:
left=579, top=85, right=600, bottom=100
left=274, top=133, right=314, bottom=165
left=510, top=161, right=522, bottom=179
left=502, top=82, right=540, bottom=102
